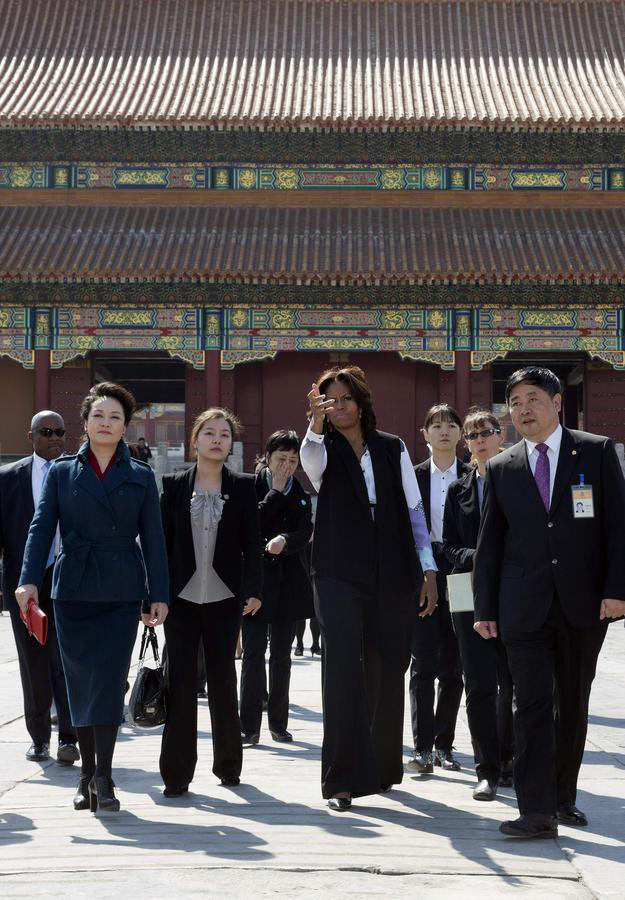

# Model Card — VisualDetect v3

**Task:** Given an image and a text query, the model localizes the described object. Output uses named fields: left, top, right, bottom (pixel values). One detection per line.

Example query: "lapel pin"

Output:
left=572, top=450, right=577, bottom=456
left=223, top=494, right=229, bottom=500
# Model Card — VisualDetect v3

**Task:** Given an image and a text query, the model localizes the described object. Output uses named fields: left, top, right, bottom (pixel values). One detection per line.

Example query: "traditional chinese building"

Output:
left=1, top=0, right=625, bottom=466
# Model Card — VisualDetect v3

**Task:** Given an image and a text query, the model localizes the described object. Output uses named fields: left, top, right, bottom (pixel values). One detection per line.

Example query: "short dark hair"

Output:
left=505, top=367, right=562, bottom=404
left=80, top=381, right=136, bottom=426
left=264, top=429, right=301, bottom=457
left=423, top=403, right=462, bottom=431
left=315, top=366, right=377, bottom=435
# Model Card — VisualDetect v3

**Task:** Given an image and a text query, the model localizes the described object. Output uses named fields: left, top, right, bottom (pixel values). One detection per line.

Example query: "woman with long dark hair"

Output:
left=239, top=429, right=313, bottom=745
left=301, top=366, right=437, bottom=810
left=159, top=408, right=263, bottom=797
left=17, top=382, right=169, bottom=813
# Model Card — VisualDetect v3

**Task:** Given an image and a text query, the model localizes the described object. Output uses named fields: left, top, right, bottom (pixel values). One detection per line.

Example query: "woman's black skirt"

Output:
left=55, top=599, right=140, bottom=727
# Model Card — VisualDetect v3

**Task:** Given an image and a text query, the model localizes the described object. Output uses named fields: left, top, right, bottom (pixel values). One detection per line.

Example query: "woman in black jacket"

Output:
left=159, top=408, right=263, bottom=797
left=239, top=430, right=314, bottom=745
left=301, top=366, right=437, bottom=811
left=443, top=408, right=514, bottom=802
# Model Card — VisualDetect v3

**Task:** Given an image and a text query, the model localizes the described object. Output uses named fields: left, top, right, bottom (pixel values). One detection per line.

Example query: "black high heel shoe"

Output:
left=73, top=774, right=92, bottom=810
left=89, top=775, right=120, bottom=813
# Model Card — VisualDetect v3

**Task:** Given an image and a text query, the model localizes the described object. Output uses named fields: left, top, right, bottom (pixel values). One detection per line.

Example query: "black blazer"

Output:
left=443, top=467, right=481, bottom=574
left=415, top=457, right=471, bottom=533
left=474, top=427, right=625, bottom=632
left=0, top=456, right=35, bottom=611
left=160, top=464, right=263, bottom=606
left=254, top=466, right=314, bottom=624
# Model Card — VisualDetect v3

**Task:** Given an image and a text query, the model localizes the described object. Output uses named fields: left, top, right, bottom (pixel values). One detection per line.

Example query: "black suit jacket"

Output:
left=254, top=466, right=313, bottom=624
left=414, top=457, right=471, bottom=533
left=160, top=464, right=263, bottom=606
left=0, top=456, right=35, bottom=611
left=443, top=467, right=481, bottom=574
left=474, top=427, right=625, bottom=632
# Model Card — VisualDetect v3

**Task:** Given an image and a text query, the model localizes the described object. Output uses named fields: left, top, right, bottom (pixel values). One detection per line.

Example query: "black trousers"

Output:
left=502, top=597, right=608, bottom=815
left=160, top=597, right=242, bottom=787
left=453, top=610, right=513, bottom=782
left=239, top=616, right=296, bottom=735
left=294, top=617, right=321, bottom=650
left=9, top=567, right=75, bottom=745
left=313, top=575, right=411, bottom=799
left=409, top=565, right=464, bottom=752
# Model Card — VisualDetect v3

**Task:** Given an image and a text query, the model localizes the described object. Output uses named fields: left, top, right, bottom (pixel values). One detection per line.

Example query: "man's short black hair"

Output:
left=505, top=367, right=562, bottom=405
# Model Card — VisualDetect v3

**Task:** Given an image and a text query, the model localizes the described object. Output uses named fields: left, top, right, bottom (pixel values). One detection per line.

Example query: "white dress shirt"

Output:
left=429, top=457, right=459, bottom=543
left=524, top=423, right=563, bottom=505
left=31, top=453, right=60, bottom=561
left=300, top=424, right=436, bottom=571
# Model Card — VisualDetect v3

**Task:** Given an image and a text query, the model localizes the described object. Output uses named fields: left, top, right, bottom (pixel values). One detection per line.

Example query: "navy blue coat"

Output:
left=19, top=440, right=169, bottom=611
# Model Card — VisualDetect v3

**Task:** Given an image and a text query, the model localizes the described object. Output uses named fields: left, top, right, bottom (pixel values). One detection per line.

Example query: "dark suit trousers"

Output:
left=160, top=597, right=242, bottom=787
left=313, top=575, right=411, bottom=799
left=409, top=565, right=463, bottom=752
left=453, top=611, right=513, bottom=781
left=503, top=597, right=608, bottom=815
left=239, top=616, right=296, bottom=735
left=9, top=567, right=75, bottom=745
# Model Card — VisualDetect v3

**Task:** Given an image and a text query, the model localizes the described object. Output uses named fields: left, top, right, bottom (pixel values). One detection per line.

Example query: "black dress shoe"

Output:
left=473, top=778, right=497, bottom=801
left=310, top=645, right=321, bottom=656
left=380, top=784, right=393, bottom=793
left=557, top=803, right=588, bottom=826
left=499, top=762, right=514, bottom=788
left=500, top=815, right=558, bottom=839
left=163, top=785, right=188, bottom=798
left=89, top=775, right=120, bottom=813
left=270, top=729, right=293, bottom=743
left=434, top=749, right=461, bottom=771
left=57, top=741, right=80, bottom=765
left=26, top=742, right=50, bottom=761
left=241, top=732, right=259, bottom=746
left=406, top=751, right=433, bottom=774
left=220, top=776, right=240, bottom=786
left=73, top=774, right=92, bottom=810
left=327, top=797, right=352, bottom=811
left=294, top=646, right=304, bottom=657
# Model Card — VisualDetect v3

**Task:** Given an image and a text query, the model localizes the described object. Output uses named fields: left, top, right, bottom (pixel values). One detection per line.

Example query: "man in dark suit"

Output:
left=0, top=411, right=78, bottom=764
left=407, top=404, right=469, bottom=775
left=474, top=367, right=625, bottom=838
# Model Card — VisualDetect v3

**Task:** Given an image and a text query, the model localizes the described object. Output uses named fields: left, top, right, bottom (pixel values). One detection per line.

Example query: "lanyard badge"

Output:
left=572, top=474, right=594, bottom=519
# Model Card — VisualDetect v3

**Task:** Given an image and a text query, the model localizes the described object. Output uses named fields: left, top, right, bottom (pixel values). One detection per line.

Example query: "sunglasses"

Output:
left=36, top=427, right=66, bottom=438
left=464, top=427, right=501, bottom=442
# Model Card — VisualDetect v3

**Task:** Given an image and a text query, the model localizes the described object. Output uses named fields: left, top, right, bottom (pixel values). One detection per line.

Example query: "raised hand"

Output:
left=307, top=382, right=335, bottom=433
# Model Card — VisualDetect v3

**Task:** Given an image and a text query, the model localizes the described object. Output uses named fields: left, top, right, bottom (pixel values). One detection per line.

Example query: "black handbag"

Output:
left=128, top=626, right=167, bottom=728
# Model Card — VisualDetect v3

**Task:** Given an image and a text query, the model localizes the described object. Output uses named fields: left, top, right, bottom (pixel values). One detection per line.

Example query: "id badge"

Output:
left=572, top=478, right=594, bottom=519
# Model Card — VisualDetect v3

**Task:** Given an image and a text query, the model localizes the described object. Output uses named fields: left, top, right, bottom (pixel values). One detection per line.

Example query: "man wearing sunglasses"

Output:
left=0, top=411, right=78, bottom=766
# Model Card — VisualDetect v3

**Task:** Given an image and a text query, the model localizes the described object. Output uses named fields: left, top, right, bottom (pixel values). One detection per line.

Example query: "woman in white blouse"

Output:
left=301, top=366, right=437, bottom=811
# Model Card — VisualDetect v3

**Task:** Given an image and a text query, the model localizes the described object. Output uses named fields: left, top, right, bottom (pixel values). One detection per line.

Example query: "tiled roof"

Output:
left=1, top=206, right=624, bottom=283
left=0, top=1, right=624, bottom=131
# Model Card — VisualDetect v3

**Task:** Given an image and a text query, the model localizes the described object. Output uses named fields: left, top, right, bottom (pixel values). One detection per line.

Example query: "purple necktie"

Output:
left=534, top=443, right=550, bottom=512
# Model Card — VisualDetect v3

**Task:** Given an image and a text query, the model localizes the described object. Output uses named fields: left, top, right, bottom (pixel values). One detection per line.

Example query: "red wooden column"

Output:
left=454, top=350, right=471, bottom=417
left=204, top=349, right=221, bottom=408
left=34, top=349, right=51, bottom=412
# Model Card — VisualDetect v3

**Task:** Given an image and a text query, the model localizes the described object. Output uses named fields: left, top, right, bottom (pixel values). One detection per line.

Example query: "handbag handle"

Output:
left=138, top=625, right=161, bottom=665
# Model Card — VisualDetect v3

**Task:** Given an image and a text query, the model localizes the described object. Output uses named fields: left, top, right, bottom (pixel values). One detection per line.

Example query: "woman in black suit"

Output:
left=17, top=381, right=169, bottom=813
left=239, top=430, right=313, bottom=744
left=159, top=408, right=263, bottom=797
left=301, top=366, right=437, bottom=811
left=443, top=408, right=514, bottom=801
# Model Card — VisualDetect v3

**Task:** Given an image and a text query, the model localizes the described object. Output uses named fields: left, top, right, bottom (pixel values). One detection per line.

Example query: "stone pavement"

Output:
left=0, top=616, right=624, bottom=898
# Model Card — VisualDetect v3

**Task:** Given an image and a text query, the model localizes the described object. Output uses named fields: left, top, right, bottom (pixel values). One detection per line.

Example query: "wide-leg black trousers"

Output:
left=160, top=596, right=242, bottom=788
left=313, top=575, right=411, bottom=799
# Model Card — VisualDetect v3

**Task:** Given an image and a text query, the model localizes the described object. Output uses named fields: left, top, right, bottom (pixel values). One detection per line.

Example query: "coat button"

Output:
left=73, top=490, right=78, bottom=496
left=112, top=525, right=117, bottom=531
left=552, top=558, right=558, bottom=565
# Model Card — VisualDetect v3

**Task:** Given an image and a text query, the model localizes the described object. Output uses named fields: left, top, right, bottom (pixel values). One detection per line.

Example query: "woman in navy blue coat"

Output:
left=17, top=382, right=169, bottom=814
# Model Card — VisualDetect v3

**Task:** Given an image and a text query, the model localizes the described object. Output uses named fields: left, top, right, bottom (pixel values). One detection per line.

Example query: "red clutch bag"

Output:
left=20, top=599, right=48, bottom=646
